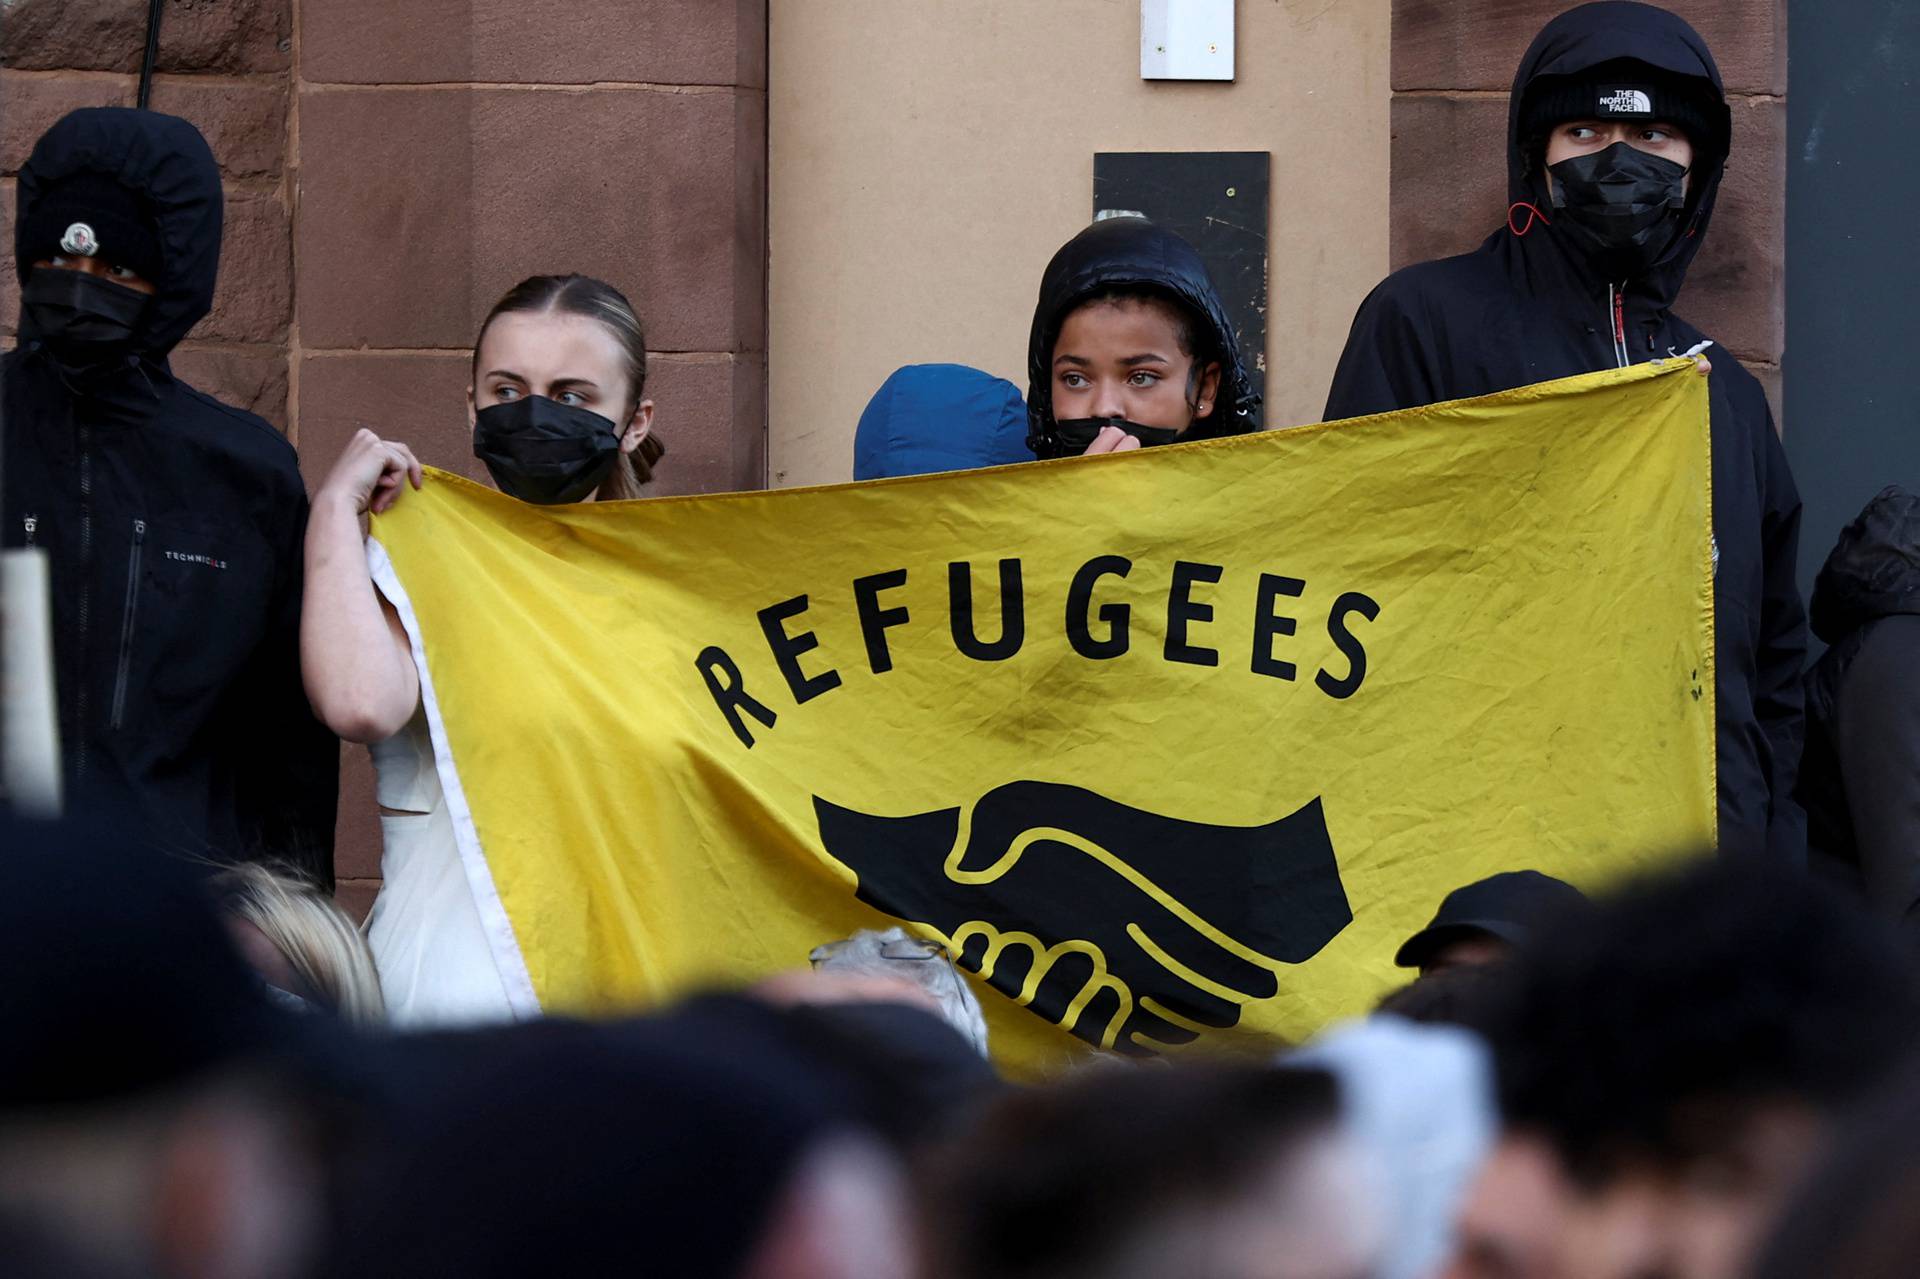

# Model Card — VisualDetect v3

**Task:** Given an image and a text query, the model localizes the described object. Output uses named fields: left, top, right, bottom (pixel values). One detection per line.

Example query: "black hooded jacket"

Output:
left=1324, top=2, right=1806, bottom=862
left=2, top=109, right=337, bottom=882
left=1798, top=487, right=1920, bottom=934
left=1026, top=217, right=1261, bottom=457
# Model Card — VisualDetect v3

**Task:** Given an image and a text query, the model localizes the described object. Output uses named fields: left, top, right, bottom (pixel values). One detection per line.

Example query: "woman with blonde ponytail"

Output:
left=300, top=274, right=665, bottom=1026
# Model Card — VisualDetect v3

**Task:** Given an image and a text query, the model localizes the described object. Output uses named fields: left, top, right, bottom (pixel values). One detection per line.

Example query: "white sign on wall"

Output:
left=1140, top=0, right=1236, bottom=81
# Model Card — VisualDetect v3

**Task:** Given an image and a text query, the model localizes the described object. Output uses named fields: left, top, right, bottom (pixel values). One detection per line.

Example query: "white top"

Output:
left=363, top=706, right=518, bottom=1028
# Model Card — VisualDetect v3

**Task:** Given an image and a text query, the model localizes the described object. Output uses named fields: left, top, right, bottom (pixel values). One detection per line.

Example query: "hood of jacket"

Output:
left=1809, top=485, right=1920, bottom=644
left=854, top=363, right=1035, bottom=480
left=1506, top=2, right=1731, bottom=305
left=14, top=108, right=223, bottom=359
left=1025, top=217, right=1260, bottom=455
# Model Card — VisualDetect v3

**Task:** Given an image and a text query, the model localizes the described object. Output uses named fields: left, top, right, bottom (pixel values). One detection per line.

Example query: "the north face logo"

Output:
left=1598, top=88, right=1654, bottom=115
left=815, top=782, right=1352, bottom=1056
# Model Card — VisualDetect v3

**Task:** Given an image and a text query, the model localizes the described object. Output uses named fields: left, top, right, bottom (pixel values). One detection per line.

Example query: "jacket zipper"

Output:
left=1608, top=282, right=1630, bottom=368
left=22, top=515, right=37, bottom=547
left=110, top=519, right=146, bottom=731
left=76, top=426, right=94, bottom=777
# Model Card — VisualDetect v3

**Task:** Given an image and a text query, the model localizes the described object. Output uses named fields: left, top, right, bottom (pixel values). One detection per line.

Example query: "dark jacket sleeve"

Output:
left=1835, top=615, right=1920, bottom=933
left=1323, top=278, right=1442, bottom=420
left=226, top=481, right=340, bottom=887
left=1753, top=404, right=1810, bottom=865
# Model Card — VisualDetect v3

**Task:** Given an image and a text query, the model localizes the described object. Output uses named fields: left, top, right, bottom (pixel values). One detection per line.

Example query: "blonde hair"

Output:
left=213, top=862, right=386, bottom=1025
left=475, top=273, right=666, bottom=501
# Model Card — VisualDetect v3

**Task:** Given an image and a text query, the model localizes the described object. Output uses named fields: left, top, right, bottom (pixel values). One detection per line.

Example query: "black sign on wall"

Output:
left=1786, top=1, right=1920, bottom=627
left=1093, top=151, right=1271, bottom=410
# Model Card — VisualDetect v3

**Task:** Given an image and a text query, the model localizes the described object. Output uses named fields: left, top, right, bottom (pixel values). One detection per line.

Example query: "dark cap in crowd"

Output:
left=1520, top=59, right=1727, bottom=159
left=1395, top=869, right=1589, bottom=969
left=18, top=169, right=164, bottom=284
left=0, top=816, right=315, bottom=1108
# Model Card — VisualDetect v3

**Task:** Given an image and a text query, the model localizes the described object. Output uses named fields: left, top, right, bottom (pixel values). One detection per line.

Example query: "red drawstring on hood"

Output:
left=1507, top=202, right=1554, bottom=236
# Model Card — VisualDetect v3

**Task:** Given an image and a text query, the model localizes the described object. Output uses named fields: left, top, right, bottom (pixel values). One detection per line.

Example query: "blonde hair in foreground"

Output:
left=215, top=862, right=386, bottom=1024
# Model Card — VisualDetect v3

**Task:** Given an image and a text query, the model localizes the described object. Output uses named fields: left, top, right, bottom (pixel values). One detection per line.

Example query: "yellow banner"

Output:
left=370, top=360, right=1714, bottom=1074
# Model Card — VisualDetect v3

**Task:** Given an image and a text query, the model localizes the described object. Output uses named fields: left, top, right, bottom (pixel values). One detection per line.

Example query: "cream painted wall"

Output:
left=767, top=0, right=1391, bottom=487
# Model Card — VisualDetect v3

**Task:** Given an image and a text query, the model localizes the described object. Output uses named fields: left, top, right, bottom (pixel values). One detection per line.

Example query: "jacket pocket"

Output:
left=110, top=518, right=146, bottom=730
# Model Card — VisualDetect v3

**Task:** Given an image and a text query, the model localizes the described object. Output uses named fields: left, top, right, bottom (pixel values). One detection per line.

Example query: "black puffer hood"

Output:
left=1025, top=217, right=1260, bottom=456
left=15, top=108, right=222, bottom=358
left=1809, top=486, right=1920, bottom=644
left=1507, top=2, right=1731, bottom=302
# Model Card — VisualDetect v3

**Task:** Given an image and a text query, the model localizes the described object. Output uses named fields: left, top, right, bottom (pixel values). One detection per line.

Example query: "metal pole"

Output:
left=136, top=0, right=165, bottom=110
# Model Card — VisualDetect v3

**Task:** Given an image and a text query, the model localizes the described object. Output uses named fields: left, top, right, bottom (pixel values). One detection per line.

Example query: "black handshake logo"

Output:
left=813, top=782, right=1352, bottom=1056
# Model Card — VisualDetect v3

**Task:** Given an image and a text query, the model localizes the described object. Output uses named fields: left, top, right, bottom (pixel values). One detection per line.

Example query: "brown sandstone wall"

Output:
left=1388, top=0, right=1787, bottom=418
left=1, top=0, right=768, bottom=915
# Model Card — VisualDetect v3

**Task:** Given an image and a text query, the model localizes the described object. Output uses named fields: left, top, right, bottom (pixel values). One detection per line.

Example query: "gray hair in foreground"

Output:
left=810, top=927, right=990, bottom=1057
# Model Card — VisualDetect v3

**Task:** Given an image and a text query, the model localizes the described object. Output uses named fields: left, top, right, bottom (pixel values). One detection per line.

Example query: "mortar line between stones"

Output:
left=1390, top=88, right=1510, bottom=99
left=287, top=0, right=304, bottom=449
left=756, top=2, right=771, bottom=490
left=0, top=68, right=137, bottom=85
left=298, top=80, right=742, bottom=94
left=300, top=347, right=740, bottom=361
left=150, top=71, right=276, bottom=90
left=174, top=339, right=290, bottom=354
left=1392, top=87, right=1785, bottom=102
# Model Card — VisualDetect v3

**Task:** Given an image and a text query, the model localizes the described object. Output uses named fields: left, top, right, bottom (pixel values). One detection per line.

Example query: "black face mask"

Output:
left=473, top=396, right=625, bottom=505
left=1048, top=416, right=1185, bottom=456
left=20, top=268, right=150, bottom=366
left=1547, top=141, right=1690, bottom=274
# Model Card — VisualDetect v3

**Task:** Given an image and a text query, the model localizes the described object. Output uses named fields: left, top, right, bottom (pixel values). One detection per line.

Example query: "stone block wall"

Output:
left=2, top=0, right=769, bottom=914
left=1389, top=0, right=1787, bottom=416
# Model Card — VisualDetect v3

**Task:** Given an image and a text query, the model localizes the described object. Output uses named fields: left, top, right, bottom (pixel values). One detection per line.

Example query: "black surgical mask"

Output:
left=1050, top=416, right=1185, bottom=455
left=20, top=268, right=150, bottom=366
left=1547, top=141, right=1690, bottom=274
left=473, top=396, right=625, bottom=505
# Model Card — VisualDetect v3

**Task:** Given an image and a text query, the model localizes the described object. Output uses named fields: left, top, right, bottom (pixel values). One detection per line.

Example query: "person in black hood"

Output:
left=1797, top=486, right=1920, bottom=940
left=1324, top=2, right=1807, bottom=863
left=1026, top=216, right=1260, bottom=459
left=1, top=108, right=337, bottom=881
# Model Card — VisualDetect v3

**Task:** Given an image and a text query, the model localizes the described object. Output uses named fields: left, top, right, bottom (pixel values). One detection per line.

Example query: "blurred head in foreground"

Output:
left=1294, top=1015, right=1497, bottom=1279
left=324, top=1013, right=914, bottom=1279
left=927, top=1062, right=1378, bottom=1279
left=1451, top=855, right=1920, bottom=1279
left=1751, top=1052, right=1920, bottom=1279
left=212, top=860, right=385, bottom=1024
left=809, top=926, right=989, bottom=1056
left=0, top=817, right=342, bottom=1279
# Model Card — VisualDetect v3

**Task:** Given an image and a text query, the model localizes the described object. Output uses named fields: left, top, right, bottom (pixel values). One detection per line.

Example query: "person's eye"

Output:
left=1568, top=125, right=1598, bottom=140
left=1059, top=372, right=1088, bottom=389
left=1127, top=371, right=1161, bottom=387
left=1642, top=127, right=1672, bottom=143
left=107, top=264, right=139, bottom=280
left=556, top=390, right=585, bottom=406
left=493, top=385, right=520, bottom=401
